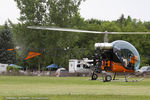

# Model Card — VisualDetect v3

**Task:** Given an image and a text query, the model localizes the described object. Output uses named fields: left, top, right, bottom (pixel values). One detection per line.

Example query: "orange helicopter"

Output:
left=27, top=26, right=150, bottom=82
left=91, top=40, right=140, bottom=82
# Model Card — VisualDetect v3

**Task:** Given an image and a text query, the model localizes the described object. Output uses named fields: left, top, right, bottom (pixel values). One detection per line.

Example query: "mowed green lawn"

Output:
left=0, top=76, right=150, bottom=100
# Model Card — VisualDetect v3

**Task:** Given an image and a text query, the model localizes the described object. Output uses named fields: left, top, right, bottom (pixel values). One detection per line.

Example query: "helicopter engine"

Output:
left=91, top=43, right=113, bottom=73
left=95, top=43, right=113, bottom=50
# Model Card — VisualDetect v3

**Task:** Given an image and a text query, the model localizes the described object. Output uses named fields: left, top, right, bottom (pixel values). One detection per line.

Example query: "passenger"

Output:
left=123, top=58, right=128, bottom=67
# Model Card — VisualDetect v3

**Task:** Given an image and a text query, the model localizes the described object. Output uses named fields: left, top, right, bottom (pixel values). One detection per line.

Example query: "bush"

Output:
left=7, top=66, right=19, bottom=72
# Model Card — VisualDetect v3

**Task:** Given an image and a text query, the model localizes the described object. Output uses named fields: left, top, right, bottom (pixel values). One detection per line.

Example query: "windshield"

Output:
left=140, top=67, right=148, bottom=71
left=112, top=40, right=140, bottom=71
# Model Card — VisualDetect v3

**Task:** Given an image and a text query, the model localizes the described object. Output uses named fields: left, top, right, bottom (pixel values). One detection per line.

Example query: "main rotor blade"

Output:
left=27, top=26, right=150, bottom=34
left=110, top=32, right=150, bottom=34
left=27, top=26, right=105, bottom=34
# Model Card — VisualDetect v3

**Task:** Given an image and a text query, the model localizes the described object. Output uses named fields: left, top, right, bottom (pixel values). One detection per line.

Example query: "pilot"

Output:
left=122, top=57, right=128, bottom=67
left=127, top=54, right=138, bottom=70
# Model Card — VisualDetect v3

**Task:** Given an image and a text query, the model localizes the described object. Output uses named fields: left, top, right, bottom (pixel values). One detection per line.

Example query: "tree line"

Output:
left=0, top=0, right=150, bottom=70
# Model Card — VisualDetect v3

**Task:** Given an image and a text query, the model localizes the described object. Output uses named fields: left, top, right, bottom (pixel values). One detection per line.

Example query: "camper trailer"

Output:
left=0, top=63, right=8, bottom=73
left=69, top=58, right=93, bottom=74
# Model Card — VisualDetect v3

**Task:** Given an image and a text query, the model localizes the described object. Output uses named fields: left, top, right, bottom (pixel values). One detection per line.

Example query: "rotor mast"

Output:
left=104, top=31, right=108, bottom=43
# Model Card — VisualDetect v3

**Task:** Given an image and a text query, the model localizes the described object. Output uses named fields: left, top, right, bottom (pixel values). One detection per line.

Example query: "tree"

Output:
left=12, top=0, right=150, bottom=68
left=13, top=0, right=84, bottom=69
left=0, top=23, right=16, bottom=64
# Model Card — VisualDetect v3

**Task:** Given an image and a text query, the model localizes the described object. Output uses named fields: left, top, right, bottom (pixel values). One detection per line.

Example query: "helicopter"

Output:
left=27, top=26, right=150, bottom=82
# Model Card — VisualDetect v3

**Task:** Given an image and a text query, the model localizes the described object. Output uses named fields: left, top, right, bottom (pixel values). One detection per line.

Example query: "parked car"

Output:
left=55, top=68, right=68, bottom=77
left=135, top=66, right=150, bottom=77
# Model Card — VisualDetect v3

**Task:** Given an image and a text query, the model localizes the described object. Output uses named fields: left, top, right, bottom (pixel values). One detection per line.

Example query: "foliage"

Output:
left=12, top=0, right=84, bottom=70
left=11, top=0, right=150, bottom=69
left=0, top=23, right=16, bottom=64
left=7, top=66, right=19, bottom=72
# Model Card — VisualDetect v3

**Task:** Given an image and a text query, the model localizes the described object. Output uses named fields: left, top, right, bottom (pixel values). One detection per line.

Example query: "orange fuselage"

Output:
left=101, top=61, right=134, bottom=73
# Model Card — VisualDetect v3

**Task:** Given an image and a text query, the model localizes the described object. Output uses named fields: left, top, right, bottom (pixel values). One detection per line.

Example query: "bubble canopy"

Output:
left=112, top=40, right=140, bottom=71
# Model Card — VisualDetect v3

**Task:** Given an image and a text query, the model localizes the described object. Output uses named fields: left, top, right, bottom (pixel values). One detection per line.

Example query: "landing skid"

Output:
left=110, top=72, right=128, bottom=82
left=112, top=73, right=144, bottom=82
left=91, top=72, right=144, bottom=82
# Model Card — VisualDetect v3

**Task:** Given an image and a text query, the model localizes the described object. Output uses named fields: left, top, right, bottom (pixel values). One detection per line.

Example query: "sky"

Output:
left=0, top=0, right=150, bottom=25
left=80, top=0, right=150, bottom=21
left=0, top=0, right=20, bottom=25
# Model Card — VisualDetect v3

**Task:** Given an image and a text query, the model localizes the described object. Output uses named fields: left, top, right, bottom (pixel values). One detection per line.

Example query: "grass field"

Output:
left=0, top=76, right=150, bottom=100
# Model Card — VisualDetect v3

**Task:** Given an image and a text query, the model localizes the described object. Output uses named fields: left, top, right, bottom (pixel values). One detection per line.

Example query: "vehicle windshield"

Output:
left=140, top=67, right=148, bottom=71
left=112, top=40, right=140, bottom=71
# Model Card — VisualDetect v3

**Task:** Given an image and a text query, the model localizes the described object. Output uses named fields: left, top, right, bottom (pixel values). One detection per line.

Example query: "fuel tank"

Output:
left=94, top=43, right=113, bottom=50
